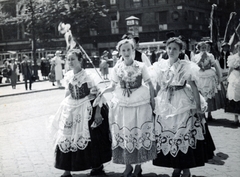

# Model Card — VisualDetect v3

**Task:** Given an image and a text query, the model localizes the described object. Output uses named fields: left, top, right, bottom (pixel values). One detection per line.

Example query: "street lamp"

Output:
left=125, top=16, right=140, bottom=37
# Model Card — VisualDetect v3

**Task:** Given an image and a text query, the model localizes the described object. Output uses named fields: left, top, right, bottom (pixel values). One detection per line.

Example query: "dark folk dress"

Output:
left=50, top=70, right=111, bottom=171
left=151, top=59, right=215, bottom=169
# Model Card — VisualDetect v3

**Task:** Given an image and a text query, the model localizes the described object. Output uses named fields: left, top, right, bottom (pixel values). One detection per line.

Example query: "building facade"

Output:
left=0, top=0, right=239, bottom=62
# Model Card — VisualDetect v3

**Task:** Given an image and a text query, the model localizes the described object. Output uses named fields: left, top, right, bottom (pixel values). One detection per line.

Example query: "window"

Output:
left=133, top=0, right=141, bottom=2
left=159, top=24, right=168, bottom=30
left=90, top=28, right=97, bottom=36
left=111, top=20, right=119, bottom=34
left=110, top=0, right=116, bottom=5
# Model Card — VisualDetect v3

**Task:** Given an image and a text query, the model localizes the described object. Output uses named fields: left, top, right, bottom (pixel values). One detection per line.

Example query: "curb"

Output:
left=0, top=78, right=110, bottom=98
left=0, top=79, right=47, bottom=87
left=0, top=87, right=63, bottom=98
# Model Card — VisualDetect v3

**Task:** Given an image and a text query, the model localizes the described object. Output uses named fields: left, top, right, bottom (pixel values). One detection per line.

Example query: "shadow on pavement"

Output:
left=207, top=118, right=239, bottom=129
left=73, top=172, right=159, bottom=177
left=71, top=172, right=210, bottom=177
left=207, top=152, right=229, bottom=166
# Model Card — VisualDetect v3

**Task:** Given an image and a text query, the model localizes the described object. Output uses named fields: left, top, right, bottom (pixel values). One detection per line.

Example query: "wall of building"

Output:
left=0, top=0, right=239, bottom=56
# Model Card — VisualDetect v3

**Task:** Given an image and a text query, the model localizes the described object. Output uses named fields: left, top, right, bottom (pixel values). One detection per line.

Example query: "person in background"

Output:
left=225, top=41, right=240, bottom=126
left=121, top=33, right=151, bottom=67
left=111, top=50, right=119, bottom=67
left=16, top=58, right=21, bottom=82
left=52, top=50, right=63, bottom=87
left=2, top=60, right=11, bottom=83
left=9, top=58, right=18, bottom=89
left=150, top=50, right=157, bottom=64
left=49, top=48, right=112, bottom=177
left=41, top=57, right=51, bottom=80
left=98, top=39, right=156, bottom=177
left=152, top=37, right=215, bottom=177
left=219, top=42, right=231, bottom=75
left=99, top=50, right=109, bottom=80
left=192, top=41, right=225, bottom=121
left=21, top=55, right=33, bottom=90
left=49, top=57, right=56, bottom=86
left=0, top=68, right=2, bottom=84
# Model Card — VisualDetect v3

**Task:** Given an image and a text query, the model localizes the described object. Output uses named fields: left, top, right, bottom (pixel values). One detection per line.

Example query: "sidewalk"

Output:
left=0, top=68, right=110, bottom=97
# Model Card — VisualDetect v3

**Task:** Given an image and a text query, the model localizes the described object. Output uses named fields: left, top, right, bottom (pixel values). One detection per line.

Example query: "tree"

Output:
left=0, top=5, right=8, bottom=24
left=4, top=0, right=108, bottom=78
left=0, top=4, right=9, bottom=40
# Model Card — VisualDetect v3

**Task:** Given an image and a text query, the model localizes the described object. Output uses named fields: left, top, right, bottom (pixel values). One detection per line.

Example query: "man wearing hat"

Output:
left=219, top=42, right=231, bottom=74
left=121, top=33, right=151, bottom=67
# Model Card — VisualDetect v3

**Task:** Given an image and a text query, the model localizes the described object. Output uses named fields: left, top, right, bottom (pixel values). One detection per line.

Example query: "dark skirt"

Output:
left=225, top=99, right=240, bottom=114
left=153, top=120, right=215, bottom=169
left=54, top=103, right=112, bottom=171
left=207, top=82, right=226, bottom=112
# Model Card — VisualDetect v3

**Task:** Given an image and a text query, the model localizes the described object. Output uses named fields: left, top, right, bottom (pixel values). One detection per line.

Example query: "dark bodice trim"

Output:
left=69, top=82, right=90, bottom=99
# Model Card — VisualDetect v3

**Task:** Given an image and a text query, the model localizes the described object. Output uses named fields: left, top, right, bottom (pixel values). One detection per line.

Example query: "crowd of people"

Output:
left=0, top=50, right=67, bottom=89
left=47, top=32, right=240, bottom=177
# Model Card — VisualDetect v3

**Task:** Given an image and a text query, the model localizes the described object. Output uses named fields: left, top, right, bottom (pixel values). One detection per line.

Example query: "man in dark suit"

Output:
left=21, top=55, right=33, bottom=90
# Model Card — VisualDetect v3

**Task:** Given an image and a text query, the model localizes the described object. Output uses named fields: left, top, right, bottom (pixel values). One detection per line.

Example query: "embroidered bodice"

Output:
left=193, top=52, right=215, bottom=71
left=69, top=83, right=90, bottom=99
left=64, top=69, right=94, bottom=100
left=112, top=60, right=150, bottom=97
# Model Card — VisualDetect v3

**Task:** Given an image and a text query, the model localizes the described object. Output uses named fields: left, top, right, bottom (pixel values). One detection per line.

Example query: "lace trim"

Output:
left=55, top=101, right=93, bottom=153
left=155, top=114, right=205, bottom=157
left=57, top=136, right=91, bottom=153
left=111, top=121, right=155, bottom=153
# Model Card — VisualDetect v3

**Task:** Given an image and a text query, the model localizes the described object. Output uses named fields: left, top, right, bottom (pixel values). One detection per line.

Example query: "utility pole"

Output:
left=27, top=0, right=39, bottom=79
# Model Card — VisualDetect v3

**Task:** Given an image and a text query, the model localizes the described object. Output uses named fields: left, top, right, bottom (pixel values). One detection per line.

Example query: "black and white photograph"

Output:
left=0, top=0, right=240, bottom=177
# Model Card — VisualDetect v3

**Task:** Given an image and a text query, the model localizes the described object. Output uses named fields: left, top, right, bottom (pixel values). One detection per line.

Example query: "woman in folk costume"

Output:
left=225, top=41, right=240, bottom=126
left=192, top=41, right=225, bottom=120
left=151, top=38, right=215, bottom=177
left=97, top=39, right=156, bottom=177
left=49, top=49, right=111, bottom=177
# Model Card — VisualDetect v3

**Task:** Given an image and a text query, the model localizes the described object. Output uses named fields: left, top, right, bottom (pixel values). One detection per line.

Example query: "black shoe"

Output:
left=120, top=167, right=133, bottom=177
left=172, top=169, right=181, bottom=177
left=52, top=83, right=55, bottom=86
left=132, top=169, right=142, bottom=177
left=208, top=115, right=214, bottom=121
left=90, top=165, right=106, bottom=176
left=231, top=121, right=240, bottom=127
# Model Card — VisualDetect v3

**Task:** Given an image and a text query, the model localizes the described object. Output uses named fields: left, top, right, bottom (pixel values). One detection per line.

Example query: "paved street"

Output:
left=0, top=69, right=240, bottom=177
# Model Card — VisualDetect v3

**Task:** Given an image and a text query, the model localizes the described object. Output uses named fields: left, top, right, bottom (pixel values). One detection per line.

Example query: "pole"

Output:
left=30, top=0, right=39, bottom=80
